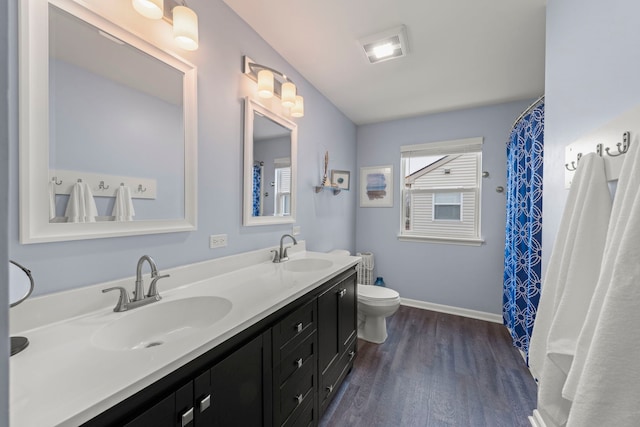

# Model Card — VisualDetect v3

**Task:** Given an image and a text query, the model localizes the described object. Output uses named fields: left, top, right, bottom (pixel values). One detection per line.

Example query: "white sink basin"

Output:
left=283, top=258, right=333, bottom=272
left=92, top=296, right=232, bottom=351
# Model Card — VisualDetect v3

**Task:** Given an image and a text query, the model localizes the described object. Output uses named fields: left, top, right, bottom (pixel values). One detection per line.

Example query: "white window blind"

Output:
left=400, top=137, right=483, bottom=245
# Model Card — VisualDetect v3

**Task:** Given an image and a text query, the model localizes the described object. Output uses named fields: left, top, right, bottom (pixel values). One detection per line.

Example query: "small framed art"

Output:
left=331, top=170, right=351, bottom=190
left=360, top=165, right=393, bottom=207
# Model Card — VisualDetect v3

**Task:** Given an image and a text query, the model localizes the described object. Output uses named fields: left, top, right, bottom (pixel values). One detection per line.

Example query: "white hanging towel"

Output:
left=564, top=140, right=640, bottom=426
left=64, top=182, right=98, bottom=223
left=528, top=153, right=611, bottom=425
left=48, top=181, right=57, bottom=220
left=112, top=185, right=135, bottom=222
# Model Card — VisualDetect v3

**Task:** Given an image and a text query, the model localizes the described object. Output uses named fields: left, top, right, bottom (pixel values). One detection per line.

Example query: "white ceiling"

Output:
left=223, top=0, right=546, bottom=125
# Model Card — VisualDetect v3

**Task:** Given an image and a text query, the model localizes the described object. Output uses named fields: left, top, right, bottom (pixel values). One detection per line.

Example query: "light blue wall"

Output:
left=356, top=100, right=533, bottom=315
left=543, top=0, right=640, bottom=269
left=7, top=0, right=357, bottom=297
left=50, top=59, right=185, bottom=220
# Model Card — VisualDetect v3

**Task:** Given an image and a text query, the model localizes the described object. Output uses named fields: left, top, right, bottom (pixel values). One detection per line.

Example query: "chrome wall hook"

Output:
left=605, top=131, right=631, bottom=157
left=98, top=181, right=110, bottom=190
left=137, top=184, right=147, bottom=193
left=565, top=152, right=582, bottom=171
left=51, top=177, right=62, bottom=185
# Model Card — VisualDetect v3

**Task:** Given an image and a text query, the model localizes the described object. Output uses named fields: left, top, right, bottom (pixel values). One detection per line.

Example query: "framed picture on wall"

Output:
left=360, top=165, right=393, bottom=207
left=331, top=170, right=350, bottom=190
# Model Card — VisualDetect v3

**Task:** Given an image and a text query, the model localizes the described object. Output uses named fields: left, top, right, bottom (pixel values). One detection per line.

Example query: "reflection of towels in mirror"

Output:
left=48, top=181, right=56, bottom=220
left=64, top=182, right=98, bottom=223
left=112, top=185, right=135, bottom=222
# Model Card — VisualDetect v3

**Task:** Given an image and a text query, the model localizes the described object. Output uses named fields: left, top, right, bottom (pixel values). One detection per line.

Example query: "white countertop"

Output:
left=10, top=244, right=359, bottom=427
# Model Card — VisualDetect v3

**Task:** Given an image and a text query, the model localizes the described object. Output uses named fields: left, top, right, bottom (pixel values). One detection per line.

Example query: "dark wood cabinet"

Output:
left=85, top=267, right=357, bottom=427
left=317, top=271, right=357, bottom=416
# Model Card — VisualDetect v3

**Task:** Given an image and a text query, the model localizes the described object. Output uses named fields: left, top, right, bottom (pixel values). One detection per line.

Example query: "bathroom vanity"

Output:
left=9, top=245, right=359, bottom=426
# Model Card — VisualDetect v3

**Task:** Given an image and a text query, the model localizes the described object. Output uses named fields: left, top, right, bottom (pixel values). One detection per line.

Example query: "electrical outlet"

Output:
left=292, top=226, right=301, bottom=236
left=209, top=234, right=227, bottom=249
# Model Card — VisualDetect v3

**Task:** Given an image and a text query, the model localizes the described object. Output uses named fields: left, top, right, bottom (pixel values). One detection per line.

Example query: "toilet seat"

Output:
left=357, top=284, right=399, bottom=302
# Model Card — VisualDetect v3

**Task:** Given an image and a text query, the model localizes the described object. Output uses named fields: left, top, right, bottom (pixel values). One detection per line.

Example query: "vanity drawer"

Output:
left=279, top=331, right=315, bottom=385
left=279, top=354, right=315, bottom=424
left=282, top=392, right=315, bottom=427
left=274, top=299, right=316, bottom=358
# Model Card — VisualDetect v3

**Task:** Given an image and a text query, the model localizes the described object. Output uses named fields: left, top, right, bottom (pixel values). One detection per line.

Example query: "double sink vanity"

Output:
left=10, top=243, right=360, bottom=426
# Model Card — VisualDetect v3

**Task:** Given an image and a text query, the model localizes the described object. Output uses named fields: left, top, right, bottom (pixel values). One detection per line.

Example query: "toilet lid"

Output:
left=358, top=284, right=399, bottom=301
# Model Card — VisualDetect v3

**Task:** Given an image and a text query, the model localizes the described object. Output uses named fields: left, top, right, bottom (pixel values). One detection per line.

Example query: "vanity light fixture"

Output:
left=243, top=56, right=305, bottom=117
left=359, top=25, right=409, bottom=64
left=131, top=0, right=199, bottom=51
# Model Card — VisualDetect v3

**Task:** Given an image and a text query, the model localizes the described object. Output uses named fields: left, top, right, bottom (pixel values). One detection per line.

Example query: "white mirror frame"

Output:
left=243, top=98, right=297, bottom=226
left=19, top=0, right=198, bottom=243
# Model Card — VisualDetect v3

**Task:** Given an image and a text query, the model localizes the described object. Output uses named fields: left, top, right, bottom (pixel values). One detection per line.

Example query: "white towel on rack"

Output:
left=528, top=153, right=611, bottom=426
left=48, top=181, right=57, bottom=220
left=64, top=182, right=98, bottom=223
left=564, top=139, right=640, bottom=426
left=111, top=185, right=135, bottom=222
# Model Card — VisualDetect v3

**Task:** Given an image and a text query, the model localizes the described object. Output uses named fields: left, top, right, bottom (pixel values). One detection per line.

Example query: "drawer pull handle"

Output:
left=295, top=358, right=303, bottom=368
left=295, top=322, right=303, bottom=333
left=338, top=289, right=347, bottom=298
left=200, top=394, right=211, bottom=412
left=349, top=350, right=356, bottom=360
left=181, top=407, right=194, bottom=427
left=295, top=393, right=303, bottom=405
left=326, top=385, right=334, bottom=393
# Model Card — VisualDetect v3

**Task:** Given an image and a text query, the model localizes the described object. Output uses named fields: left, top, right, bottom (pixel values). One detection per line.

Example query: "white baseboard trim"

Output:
left=400, top=298, right=503, bottom=324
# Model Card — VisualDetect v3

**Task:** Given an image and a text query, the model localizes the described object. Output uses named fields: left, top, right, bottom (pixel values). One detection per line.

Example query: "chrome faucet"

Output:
left=102, top=255, right=170, bottom=312
left=272, top=234, right=298, bottom=263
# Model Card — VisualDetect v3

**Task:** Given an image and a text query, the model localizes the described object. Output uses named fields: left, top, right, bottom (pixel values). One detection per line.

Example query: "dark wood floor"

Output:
left=320, top=306, right=537, bottom=427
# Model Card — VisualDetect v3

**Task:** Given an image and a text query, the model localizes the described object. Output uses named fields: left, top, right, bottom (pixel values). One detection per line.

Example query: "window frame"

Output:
left=398, top=137, right=484, bottom=246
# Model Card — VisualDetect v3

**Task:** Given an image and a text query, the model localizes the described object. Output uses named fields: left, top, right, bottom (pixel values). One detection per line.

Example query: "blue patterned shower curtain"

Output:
left=252, top=164, right=262, bottom=216
left=503, top=100, right=544, bottom=359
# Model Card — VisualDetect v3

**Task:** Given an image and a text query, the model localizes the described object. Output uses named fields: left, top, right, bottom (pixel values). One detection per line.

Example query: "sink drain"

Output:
left=145, top=341, right=164, bottom=348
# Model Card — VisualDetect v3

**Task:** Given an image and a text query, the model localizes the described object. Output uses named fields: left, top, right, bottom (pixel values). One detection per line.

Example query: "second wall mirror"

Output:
left=243, top=98, right=297, bottom=226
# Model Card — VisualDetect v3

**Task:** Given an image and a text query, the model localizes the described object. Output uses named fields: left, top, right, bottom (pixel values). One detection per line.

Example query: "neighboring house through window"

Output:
left=400, top=137, right=483, bottom=245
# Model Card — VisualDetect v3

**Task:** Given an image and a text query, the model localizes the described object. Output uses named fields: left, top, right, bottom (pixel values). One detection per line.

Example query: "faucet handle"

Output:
left=147, top=274, right=170, bottom=299
left=271, top=249, right=280, bottom=263
left=102, top=287, right=130, bottom=312
left=281, top=246, right=291, bottom=262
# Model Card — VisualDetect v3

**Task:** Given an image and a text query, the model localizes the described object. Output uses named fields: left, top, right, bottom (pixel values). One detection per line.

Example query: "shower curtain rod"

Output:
left=511, top=94, right=545, bottom=129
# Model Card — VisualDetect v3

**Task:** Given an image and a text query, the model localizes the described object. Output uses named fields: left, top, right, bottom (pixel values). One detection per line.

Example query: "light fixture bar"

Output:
left=243, top=56, right=295, bottom=98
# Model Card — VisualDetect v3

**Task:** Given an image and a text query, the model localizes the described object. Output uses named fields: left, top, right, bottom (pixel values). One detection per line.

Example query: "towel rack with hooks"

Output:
left=564, top=104, right=640, bottom=188
left=49, top=170, right=157, bottom=200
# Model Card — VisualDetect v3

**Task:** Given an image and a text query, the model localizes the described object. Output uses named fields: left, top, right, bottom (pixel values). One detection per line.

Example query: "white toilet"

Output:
left=329, top=250, right=401, bottom=344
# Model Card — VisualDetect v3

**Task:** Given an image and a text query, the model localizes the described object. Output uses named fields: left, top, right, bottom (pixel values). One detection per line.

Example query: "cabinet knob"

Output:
left=181, top=407, right=194, bottom=427
left=295, top=322, right=303, bottom=333
left=199, top=394, right=211, bottom=412
left=338, top=289, right=347, bottom=298
left=295, top=393, right=303, bottom=405
left=326, top=385, right=334, bottom=393
left=295, top=358, right=303, bottom=369
left=349, top=350, right=356, bottom=360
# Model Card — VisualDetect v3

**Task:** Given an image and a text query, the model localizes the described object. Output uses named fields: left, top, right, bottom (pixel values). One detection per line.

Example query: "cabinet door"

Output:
left=123, top=393, right=175, bottom=427
left=317, top=282, right=340, bottom=378
left=209, top=331, right=271, bottom=427
left=337, top=272, right=357, bottom=352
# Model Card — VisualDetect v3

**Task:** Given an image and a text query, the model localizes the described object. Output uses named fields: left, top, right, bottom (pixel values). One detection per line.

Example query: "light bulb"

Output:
left=257, top=70, right=274, bottom=98
left=173, top=5, right=199, bottom=51
left=291, top=96, right=304, bottom=118
left=281, top=82, right=296, bottom=108
left=132, top=0, right=163, bottom=20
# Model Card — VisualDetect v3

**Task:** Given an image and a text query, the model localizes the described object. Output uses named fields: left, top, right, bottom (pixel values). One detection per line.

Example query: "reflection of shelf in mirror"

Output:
left=314, top=185, right=345, bottom=195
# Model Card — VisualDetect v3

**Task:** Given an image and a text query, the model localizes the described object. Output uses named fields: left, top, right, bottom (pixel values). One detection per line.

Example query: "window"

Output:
left=400, top=137, right=483, bottom=245
left=274, top=158, right=291, bottom=216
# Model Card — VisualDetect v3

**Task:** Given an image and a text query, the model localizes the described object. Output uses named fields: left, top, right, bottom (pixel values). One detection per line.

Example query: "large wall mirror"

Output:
left=243, top=98, right=297, bottom=226
left=19, top=0, right=197, bottom=243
